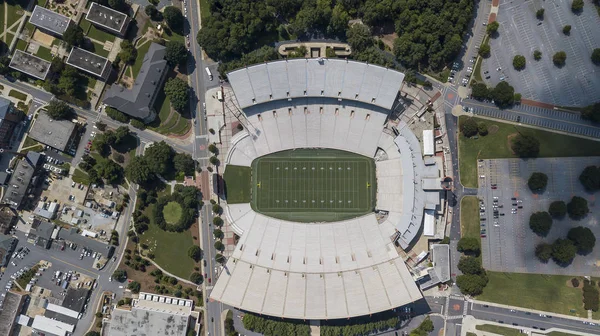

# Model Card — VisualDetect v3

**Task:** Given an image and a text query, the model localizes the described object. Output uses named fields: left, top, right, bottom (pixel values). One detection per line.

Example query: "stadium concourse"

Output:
left=211, top=59, right=443, bottom=320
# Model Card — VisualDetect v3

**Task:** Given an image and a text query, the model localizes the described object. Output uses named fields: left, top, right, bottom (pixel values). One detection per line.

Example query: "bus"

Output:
left=205, top=67, right=213, bottom=81
left=216, top=90, right=223, bottom=101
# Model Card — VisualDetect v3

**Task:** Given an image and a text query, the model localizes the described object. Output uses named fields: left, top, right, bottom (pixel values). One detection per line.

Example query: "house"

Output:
left=85, top=2, right=130, bottom=36
left=29, top=6, right=71, bottom=37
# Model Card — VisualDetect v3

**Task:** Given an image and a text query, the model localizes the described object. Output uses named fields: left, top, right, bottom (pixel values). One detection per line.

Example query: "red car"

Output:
left=208, top=278, right=211, bottom=284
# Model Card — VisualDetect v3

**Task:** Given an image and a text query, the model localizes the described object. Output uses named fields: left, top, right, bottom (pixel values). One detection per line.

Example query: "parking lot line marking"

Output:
left=50, top=256, right=96, bottom=278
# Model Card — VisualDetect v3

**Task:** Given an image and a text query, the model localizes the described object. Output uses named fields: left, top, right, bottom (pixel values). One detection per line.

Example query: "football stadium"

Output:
left=211, top=58, right=443, bottom=320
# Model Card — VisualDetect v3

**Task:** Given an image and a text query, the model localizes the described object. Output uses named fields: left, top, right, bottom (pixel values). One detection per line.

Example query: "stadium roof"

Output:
left=9, top=50, right=51, bottom=80
left=228, top=59, right=404, bottom=110
left=29, top=6, right=71, bottom=35
left=66, top=47, right=111, bottom=78
left=85, top=2, right=129, bottom=35
left=28, top=111, right=77, bottom=151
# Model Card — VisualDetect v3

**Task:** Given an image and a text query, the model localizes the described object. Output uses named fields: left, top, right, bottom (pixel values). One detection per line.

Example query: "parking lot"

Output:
left=478, top=157, right=600, bottom=276
left=483, top=0, right=600, bottom=106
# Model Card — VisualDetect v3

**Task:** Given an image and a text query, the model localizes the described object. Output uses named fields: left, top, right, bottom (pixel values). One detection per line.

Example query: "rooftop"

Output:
left=0, top=291, right=27, bottom=336
left=109, top=305, right=190, bottom=336
left=9, top=50, right=51, bottom=80
left=0, top=234, right=17, bottom=267
left=28, top=111, right=77, bottom=151
left=31, top=315, right=75, bottom=336
left=62, top=287, right=90, bottom=312
left=30, top=6, right=71, bottom=35
left=432, top=244, right=450, bottom=283
left=66, top=47, right=111, bottom=78
left=86, top=2, right=129, bottom=34
left=103, top=43, right=167, bottom=121
left=0, top=207, right=16, bottom=234
left=1, top=152, right=43, bottom=209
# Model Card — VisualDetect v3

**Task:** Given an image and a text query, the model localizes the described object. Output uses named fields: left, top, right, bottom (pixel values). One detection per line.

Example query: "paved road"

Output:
left=462, top=99, right=600, bottom=138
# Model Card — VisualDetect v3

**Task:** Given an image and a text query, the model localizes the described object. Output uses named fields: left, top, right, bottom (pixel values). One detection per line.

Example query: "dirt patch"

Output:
left=488, top=124, right=499, bottom=135
left=566, top=278, right=583, bottom=288
left=506, top=133, right=518, bottom=155
left=521, top=98, right=556, bottom=109
left=379, top=32, right=397, bottom=50
left=32, top=30, right=54, bottom=47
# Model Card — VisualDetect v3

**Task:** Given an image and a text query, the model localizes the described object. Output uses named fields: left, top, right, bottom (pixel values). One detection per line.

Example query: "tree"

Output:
left=190, top=272, right=203, bottom=284
left=583, top=280, right=599, bottom=311
left=96, top=121, right=107, bottom=131
left=548, top=201, right=567, bottom=219
left=458, top=256, right=482, bottom=275
left=553, top=51, right=567, bottom=66
left=212, top=204, right=222, bottom=214
left=213, top=217, right=223, bottom=226
left=563, top=25, right=571, bottom=35
left=567, top=196, right=589, bottom=220
left=145, top=141, right=174, bottom=175
left=471, top=83, right=489, bottom=100
left=512, top=55, right=526, bottom=70
left=46, top=100, right=72, bottom=120
left=188, top=245, right=202, bottom=261
left=477, top=123, right=488, bottom=136
left=327, top=3, right=350, bottom=38
left=511, top=134, right=540, bottom=158
left=63, top=25, right=84, bottom=47
left=174, top=153, right=195, bottom=176
left=95, top=159, right=124, bottom=184
left=128, top=281, right=141, bottom=293
left=568, top=226, right=596, bottom=254
left=529, top=211, right=553, bottom=236
left=571, top=0, right=584, bottom=12
left=118, top=40, right=137, bottom=64
left=592, top=49, right=600, bottom=65
left=209, top=156, right=220, bottom=166
left=213, top=228, right=224, bottom=239
left=164, top=6, right=184, bottom=31
left=514, top=93, right=522, bottom=103
left=208, top=144, right=218, bottom=154
left=126, top=156, right=153, bottom=184
left=215, top=253, right=225, bottom=264
left=581, top=102, right=600, bottom=123
left=346, top=24, right=373, bottom=52
left=85, top=332, right=101, bottom=336
left=214, top=241, right=225, bottom=251
left=535, top=243, right=553, bottom=263
left=145, top=4, right=163, bottom=21
left=106, top=107, right=130, bottom=123
left=460, top=117, right=479, bottom=137
left=164, top=77, right=190, bottom=112
left=456, top=274, right=488, bottom=296
left=528, top=172, right=548, bottom=192
left=165, top=41, right=188, bottom=66
left=478, top=43, right=491, bottom=58
left=536, top=8, right=545, bottom=20
left=108, top=0, right=126, bottom=10
left=490, top=81, right=515, bottom=107
left=486, top=21, right=499, bottom=35
left=112, top=269, right=127, bottom=282
left=533, top=50, right=542, bottom=61
left=579, top=166, right=600, bottom=191
left=551, top=238, right=577, bottom=264
left=457, top=237, right=480, bottom=255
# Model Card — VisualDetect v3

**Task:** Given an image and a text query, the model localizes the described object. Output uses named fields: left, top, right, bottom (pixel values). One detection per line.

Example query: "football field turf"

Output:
left=251, top=149, right=376, bottom=222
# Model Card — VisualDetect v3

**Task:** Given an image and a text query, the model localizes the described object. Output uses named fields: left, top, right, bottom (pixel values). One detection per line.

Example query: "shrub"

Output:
left=536, top=8, right=545, bottom=20
left=477, top=123, right=488, bottom=136
left=553, top=51, right=567, bottom=66
left=512, top=55, right=526, bottom=70
left=533, top=50, right=542, bottom=61
left=571, top=278, right=580, bottom=287
left=460, top=118, right=479, bottom=137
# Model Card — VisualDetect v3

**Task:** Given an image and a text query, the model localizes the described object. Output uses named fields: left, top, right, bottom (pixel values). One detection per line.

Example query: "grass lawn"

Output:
left=546, top=333, right=581, bottom=336
left=6, top=0, right=27, bottom=27
left=15, top=39, right=28, bottom=51
left=24, top=21, right=35, bottom=37
left=473, top=56, right=483, bottom=82
left=199, top=0, right=210, bottom=21
left=163, top=27, right=184, bottom=43
left=72, top=169, right=90, bottom=184
left=223, top=165, right=252, bottom=204
left=460, top=196, right=480, bottom=239
left=163, top=201, right=183, bottom=224
left=141, top=209, right=196, bottom=279
left=132, top=40, right=152, bottom=78
left=475, top=324, right=521, bottom=336
left=35, top=46, right=53, bottom=61
left=23, top=136, right=39, bottom=148
left=168, top=114, right=191, bottom=136
left=83, top=20, right=115, bottom=43
left=477, top=272, right=600, bottom=317
left=458, top=116, right=600, bottom=188
left=90, top=41, right=109, bottom=57
left=8, top=90, right=27, bottom=100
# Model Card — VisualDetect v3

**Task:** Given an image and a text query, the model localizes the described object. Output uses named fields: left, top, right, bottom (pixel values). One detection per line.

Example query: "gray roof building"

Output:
left=0, top=207, right=16, bottom=234
left=0, top=96, right=23, bottom=148
left=62, top=288, right=90, bottom=313
left=28, top=219, right=55, bottom=249
left=9, top=50, right=51, bottom=80
left=86, top=2, right=130, bottom=36
left=102, top=43, right=167, bottom=122
left=1, top=152, right=43, bottom=209
left=66, top=47, right=111, bottom=79
left=28, top=111, right=77, bottom=152
left=108, top=302, right=191, bottom=336
left=0, top=291, right=27, bottom=336
left=0, top=234, right=17, bottom=267
left=29, top=6, right=71, bottom=36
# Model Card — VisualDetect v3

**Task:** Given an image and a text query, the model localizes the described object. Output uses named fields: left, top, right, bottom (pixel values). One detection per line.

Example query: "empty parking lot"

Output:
left=483, top=0, right=600, bottom=106
left=478, top=157, right=600, bottom=277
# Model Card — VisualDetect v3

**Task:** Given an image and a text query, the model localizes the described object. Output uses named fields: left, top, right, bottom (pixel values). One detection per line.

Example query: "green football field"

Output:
left=251, top=149, right=376, bottom=222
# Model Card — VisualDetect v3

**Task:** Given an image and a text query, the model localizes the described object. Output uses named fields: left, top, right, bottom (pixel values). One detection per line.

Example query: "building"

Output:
left=0, top=234, right=17, bottom=267
left=28, top=111, right=78, bottom=152
left=0, top=291, right=27, bottom=336
left=86, top=2, right=130, bottom=36
left=9, top=50, right=51, bottom=80
left=29, top=6, right=71, bottom=36
left=44, top=302, right=80, bottom=325
left=103, top=43, right=167, bottom=122
left=108, top=292, right=193, bottom=336
left=66, top=47, right=111, bottom=79
left=31, top=315, right=75, bottom=336
left=416, top=244, right=451, bottom=291
left=0, top=97, right=24, bottom=148
left=0, top=207, right=17, bottom=234
left=28, top=219, right=55, bottom=249
left=1, top=151, right=44, bottom=209
left=33, top=200, right=59, bottom=219
left=62, top=287, right=91, bottom=313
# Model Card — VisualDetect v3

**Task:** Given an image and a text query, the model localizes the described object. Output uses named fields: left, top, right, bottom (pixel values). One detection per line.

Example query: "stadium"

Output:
left=210, top=58, right=443, bottom=320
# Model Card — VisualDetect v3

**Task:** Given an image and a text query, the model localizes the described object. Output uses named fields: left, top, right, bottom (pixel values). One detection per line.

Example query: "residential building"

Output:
left=0, top=97, right=24, bottom=148
left=28, top=219, right=55, bottom=249
left=0, top=291, right=27, bottom=336
left=9, top=50, right=51, bottom=80
left=86, top=2, right=130, bottom=36
left=0, top=234, right=17, bottom=267
left=29, top=6, right=71, bottom=36
left=66, top=47, right=112, bottom=79
left=1, top=151, right=44, bottom=209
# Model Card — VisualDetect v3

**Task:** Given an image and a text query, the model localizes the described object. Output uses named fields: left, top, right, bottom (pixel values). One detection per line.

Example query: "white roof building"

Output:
left=31, top=315, right=75, bottom=336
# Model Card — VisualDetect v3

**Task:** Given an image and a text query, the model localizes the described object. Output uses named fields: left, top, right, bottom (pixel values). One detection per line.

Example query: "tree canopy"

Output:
left=458, top=256, right=482, bottom=275
left=63, top=25, right=84, bottom=47
left=145, top=5, right=163, bottom=21
left=581, top=102, right=600, bottom=123
left=486, top=21, right=499, bottom=35
left=347, top=24, right=374, bottom=52
left=46, top=100, right=73, bottom=120
left=536, top=8, right=545, bottom=20
left=579, top=165, right=600, bottom=192
left=511, top=134, right=540, bottom=158
left=527, top=172, right=548, bottom=192
left=165, top=41, right=188, bottom=66
left=164, top=77, right=190, bottom=112
left=563, top=25, right=571, bottom=35
left=243, top=313, right=310, bottom=336
left=127, top=281, right=141, bottom=293
left=471, top=83, right=489, bottom=101
left=567, top=226, right=596, bottom=255
left=457, top=237, right=480, bottom=255
left=190, top=272, right=203, bottom=284
left=548, top=200, right=567, bottom=219
left=553, top=51, right=567, bottom=66
left=456, top=273, right=488, bottom=296
left=174, top=153, right=195, bottom=176
left=529, top=211, right=552, bottom=236
left=118, top=40, right=137, bottom=64
left=164, top=6, right=184, bottom=32
left=567, top=196, right=589, bottom=220
left=460, top=117, right=479, bottom=137
left=188, top=245, right=202, bottom=261
left=478, top=43, right=491, bottom=58
left=513, top=55, right=526, bottom=70
left=592, top=49, right=600, bottom=65
left=533, top=50, right=542, bottom=61
left=112, top=269, right=127, bottom=282
left=490, top=81, right=515, bottom=107
left=571, top=0, right=584, bottom=12
left=551, top=238, right=577, bottom=264
left=535, top=243, right=553, bottom=263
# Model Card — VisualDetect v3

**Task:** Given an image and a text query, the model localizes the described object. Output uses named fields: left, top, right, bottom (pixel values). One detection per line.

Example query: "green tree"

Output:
left=567, top=196, right=589, bottom=220
left=536, top=8, right=545, bottom=20
left=478, top=43, right=491, bottom=58
left=548, top=201, right=567, bottom=219
left=528, top=172, right=548, bottom=192
left=114, top=126, right=130, bottom=146
left=145, top=5, right=163, bottom=21
left=213, top=217, right=223, bottom=226
left=165, top=41, right=188, bottom=66
left=490, top=81, right=515, bottom=107
left=214, top=241, right=225, bottom=251
left=190, top=272, right=203, bottom=284
left=213, top=228, right=224, bottom=239
left=592, top=49, right=600, bottom=65
left=471, top=83, right=489, bottom=100
left=63, top=25, right=84, bottom=47
left=95, top=159, right=124, bottom=185
left=164, top=77, right=190, bottom=112
left=128, top=281, right=141, bottom=293
left=108, top=0, right=126, bottom=10
left=512, top=55, right=526, bottom=70
left=553, top=51, right=567, bottom=66
left=208, top=144, right=218, bottom=154
left=164, top=6, right=184, bottom=31
left=145, top=141, right=174, bottom=175
left=45, top=100, right=73, bottom=120
left=125, top=156, right=153, bottom=184
left=579, top=166, right=600, bottom=191
left=188, top=245, right=202, bottom=261
left=571, top=0, right=584, bottom=12
left=457, top=237, right=480, bottom=255
left=568, top=226, right=596, bottom=254
left=209, top=156, right=220, bottom=166
left=327, top=3, right=350, bottom=38
left=106, top=107, right=130, bottom=123
left=173, top=153, right=195, bottom=176
left=533, top=50, right=542, bottom=61
left=535, top=243, right=553, bottom=262
left=477, top=123, right=488, bottom=136
left=215, top=253, right=225, bottom=263
left=456, top=274, right=488, bottom=296
left=581, top=102, right=600, bottom=123
left=118, top=40, right=137, bottom=64
left=458, top=256, right=482, bottom=275
left=486, top=21, right=499, bottom=35
left=85, top=332, right=101, bottom=336
left=529, top=211, right=553, bottom=236
left=346, top=23, right=373, bottom=52
left=511, top=134, right=540, bottom=158
left=551, top=238, right=577, bottom=264
left=460, top=117, right=479, bottom=137
left=112, top=269, right=127, bottom=282
left=563, top=25, right=571, bottom=35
